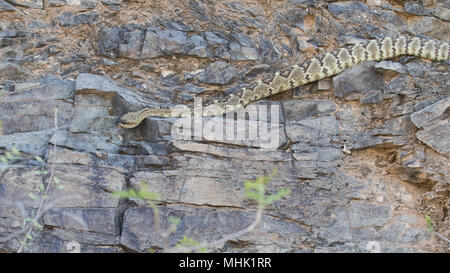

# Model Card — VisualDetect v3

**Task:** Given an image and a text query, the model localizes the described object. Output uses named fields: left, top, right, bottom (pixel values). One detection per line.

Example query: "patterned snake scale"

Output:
left=117, top=36, right=450, bottom=128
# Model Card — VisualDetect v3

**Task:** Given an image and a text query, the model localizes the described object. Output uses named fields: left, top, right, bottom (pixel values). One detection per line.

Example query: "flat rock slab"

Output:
left=411, top=96, right=450, bottom=157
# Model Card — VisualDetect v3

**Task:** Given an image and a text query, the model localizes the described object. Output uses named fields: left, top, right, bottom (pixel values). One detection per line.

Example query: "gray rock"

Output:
left=258, top=36, right=281, bottom=62
left=293, top=146, right=342, bottom=162
left=416, top=120, right=450, bottom=157
left=101, top=58, right=116, bottom=66
left=245, top=64, right=271, bottom=78
left=158, top=20, right=193, bottom=32
left=316, top=207, right=353, bottom=243
left=374, top=61, right=407, bottom=75
left=0, top=62, right=30, bottom=79
left=0, top=129, right=54, bottom=155
left=98, top=27, right=121, bottom=58
left=333, top=62, right=384, bottom=102
left=57, top=12, right=99, bottom=26
left=379, top=214, right=431, bottom=246
left=407, top=16, right=447, bottom=37
left=0, top=0, right=14, bottom=11
left=139, top=63, right=157, bottom=73
left=47, top=0, right=96, bottom=8
left=370, top=9, right=407, bottom=33
left=172, top=140, right=291, bottom=162
left=75, top=73, right=154, bottom=107
left=172, top=115, right=287, bottom=150
left=328, top=1, right=370, bottom=22
left=348, top=202, right=392, bottom=228
left=69, top=99, right=115, bottom=134
left=404, top=2, right=428, bottom=16
left=44, top=208, right=119, bottom=235
left=139, top=155, right=169, bottom=166
left=119, top=30, right=145, bottom=60
left=228, top=42, right=259, bottom=61
left=50, top=130, right=122, bottom=154
left=282, top=100, right=336, bottom=121
left=411, top=96, right=450, bottom=129
left=285, top=116, right=340, bottom=144
left=176, top=83, right=205, bottom=94
left=41, top=228, right=120, bottom=252
left=0, top=100, right=72, bottom=135
left=157, top=29, right=189, bottom=55
left=141, top=28, right=193, bottom=59
left=384, top=76, right=415, bottom=96
left=4, top=0, right=42, bottom=9
left=204, top=31, right=228, bottom=46
left=286, top=0, right=309, bottom=8
left=360, top=90, right=383, bottom=104
left=431, top=5, right=450, bottom=21
left=197, top=61, right=239, bottom=85
left=121, top=205, right=308, bottom=252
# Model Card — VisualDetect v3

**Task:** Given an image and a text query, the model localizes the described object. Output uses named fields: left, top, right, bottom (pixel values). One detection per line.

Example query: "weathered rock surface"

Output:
left=411, top=97, right=450, bottom=157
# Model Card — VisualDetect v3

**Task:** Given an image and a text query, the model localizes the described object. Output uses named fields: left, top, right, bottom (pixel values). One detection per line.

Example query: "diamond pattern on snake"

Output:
left=117, top=36, right=449, bottom=129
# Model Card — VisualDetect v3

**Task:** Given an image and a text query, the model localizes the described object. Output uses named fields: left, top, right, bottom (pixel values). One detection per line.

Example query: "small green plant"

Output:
left=425, top=214, right=436, bottom=232
left=113, top=183, right=179, bottom=251
left=113, top=168, right=291, bottom=253
left=176, top=236, right=208, bottom=253
left=0, top=147, right=20, bottom=165
left=18, top=108, right=63, bottom=252
left=424, top=214, right=450, bottom=244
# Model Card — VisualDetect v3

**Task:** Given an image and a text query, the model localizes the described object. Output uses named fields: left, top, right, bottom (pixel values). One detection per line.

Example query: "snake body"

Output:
left=117, top=36, right=449, bottom=129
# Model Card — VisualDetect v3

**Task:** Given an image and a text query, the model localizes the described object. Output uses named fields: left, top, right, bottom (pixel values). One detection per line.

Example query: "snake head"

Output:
left=116, top=111, right=142, bottom=129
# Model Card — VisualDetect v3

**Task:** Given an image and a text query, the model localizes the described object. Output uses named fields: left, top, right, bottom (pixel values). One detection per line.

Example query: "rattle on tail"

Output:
left=117, top=35, right=449, bottom=129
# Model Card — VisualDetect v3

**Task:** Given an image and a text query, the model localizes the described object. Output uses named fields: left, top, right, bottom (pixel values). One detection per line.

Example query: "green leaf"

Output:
left=33, top=221, right=43, bottom=230
left=39, top=183, right=45, bottom=193
left=5, top=151, right=13, bottom=160
left=0, top=156, right=7, bottom=164
left=138, top=189, right=160, bottom=201
left=28, top=193, right=38, bottom=200
left=168, top=216, right=180, bottom=226
left=128, top=189, right=138, bottom=199
left=112, top=190, right=131, bottom=199
left=26, top=233, right=33, bottom=240
left=57, top=185, right=64, bottom=190
left=11, top=147, right=20, bottom=156
left=54, top=177, right=60, bottom=184
left=35, top=156, right=44, bottom=163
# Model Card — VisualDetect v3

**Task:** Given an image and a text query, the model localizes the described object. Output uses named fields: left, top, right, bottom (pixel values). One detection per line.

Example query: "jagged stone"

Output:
left=0, top=0, right=14, bottom=11
left=0, top=62, right=30, bottom=80
left=334, top=62, right=384, bottom=102
left=197, top=61, right=239, bottom=85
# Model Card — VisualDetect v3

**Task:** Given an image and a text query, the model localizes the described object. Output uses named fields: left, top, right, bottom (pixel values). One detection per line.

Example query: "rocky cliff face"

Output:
left=0, top=0, right=449, bottom=253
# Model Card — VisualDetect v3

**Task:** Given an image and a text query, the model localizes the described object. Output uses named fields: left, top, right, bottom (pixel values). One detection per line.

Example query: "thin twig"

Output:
left=17, top=109, right=58, bottom=253
left=434, top=231, right=450, bottom=244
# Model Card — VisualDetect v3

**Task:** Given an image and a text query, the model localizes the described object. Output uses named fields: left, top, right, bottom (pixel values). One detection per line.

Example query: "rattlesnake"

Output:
left=117, top=35, right=449, bottom=129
